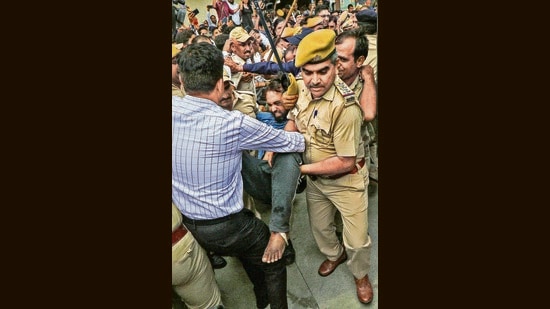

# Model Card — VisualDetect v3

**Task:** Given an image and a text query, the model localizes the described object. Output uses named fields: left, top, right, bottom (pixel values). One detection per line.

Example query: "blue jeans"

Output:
left=241, top=151, right=303, bottom=233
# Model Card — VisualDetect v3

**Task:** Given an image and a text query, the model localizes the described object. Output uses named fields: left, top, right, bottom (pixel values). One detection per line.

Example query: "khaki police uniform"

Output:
left=172, top=203, right=222, bottom=309
left=232, top=90, right=258, bottom=119
left=228, top=27, right=258, bottom=101
left=363, top=33, right=378, bottom=180
left=348, top=75, right=377, bottom=179
left=288, top=76, right=373, bottom=279
left=230, top=53, right=257, bottom=99
left=172, top=84, right=185, bottom=98
left=234, top=90, right=260, bottom=218
left=290, top=28, right=373, bottom=279
left=172, top=44, right=186, bottom=99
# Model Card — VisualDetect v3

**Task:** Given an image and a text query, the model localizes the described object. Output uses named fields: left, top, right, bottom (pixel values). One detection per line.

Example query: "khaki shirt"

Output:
left=233, top=90, right=258, bottom=119
left=230, top=54, right=256, bottom=95
left=172, top=84, right=185, bottom=98
left=288, top=76, right=364, bottom=164
left=348, top=75, right=376, bottom=145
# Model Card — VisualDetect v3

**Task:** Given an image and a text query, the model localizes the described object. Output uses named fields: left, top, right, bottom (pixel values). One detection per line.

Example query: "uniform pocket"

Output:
left=310, top=123, right=332, bottom=145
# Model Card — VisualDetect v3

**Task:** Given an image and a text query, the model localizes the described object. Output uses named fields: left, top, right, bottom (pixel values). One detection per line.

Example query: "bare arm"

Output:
left=300, top=156, right=357, bottom=176
left=359, top=64, right=377, bottom=122
left=284, top=119, right=298, bottom=132
left=285, top=119, right=357, bottom=176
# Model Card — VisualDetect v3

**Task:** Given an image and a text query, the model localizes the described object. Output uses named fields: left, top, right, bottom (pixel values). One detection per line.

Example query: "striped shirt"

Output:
left=172, top=95, right=305, bottom=220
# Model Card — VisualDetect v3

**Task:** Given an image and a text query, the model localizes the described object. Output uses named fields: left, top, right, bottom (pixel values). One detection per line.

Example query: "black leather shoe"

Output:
left=208, top=253, right=227, bottom=269
left=296, top=175, right=307, bottom=194
left=283, top=240, right=296, bottom=265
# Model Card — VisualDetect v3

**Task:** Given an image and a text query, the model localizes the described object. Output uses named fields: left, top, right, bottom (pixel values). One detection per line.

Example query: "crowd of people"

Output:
left=172, top=0, right=378, bottom=308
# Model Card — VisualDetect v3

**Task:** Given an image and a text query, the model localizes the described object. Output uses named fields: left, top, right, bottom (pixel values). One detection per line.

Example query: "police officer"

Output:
left=172, top=45, right=185, bottom=98
left=172, top=203, right=224, bottom=309
left=285, top=29, right=374, bottom=304
left=227, top=27, right=257, bottom=99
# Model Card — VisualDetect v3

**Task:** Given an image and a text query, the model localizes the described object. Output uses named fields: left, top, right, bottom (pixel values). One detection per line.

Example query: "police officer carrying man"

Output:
left=285, top=29, right=374, bottom=304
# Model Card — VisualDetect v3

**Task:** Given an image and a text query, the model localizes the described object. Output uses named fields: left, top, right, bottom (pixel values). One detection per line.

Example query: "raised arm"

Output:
left=359, top=64, right=377, bottom=122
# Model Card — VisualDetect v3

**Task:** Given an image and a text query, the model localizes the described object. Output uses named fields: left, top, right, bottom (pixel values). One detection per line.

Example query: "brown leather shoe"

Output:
left=318, top=250, right=347, bottom=277
left=355, top=274, right=374, bottom=304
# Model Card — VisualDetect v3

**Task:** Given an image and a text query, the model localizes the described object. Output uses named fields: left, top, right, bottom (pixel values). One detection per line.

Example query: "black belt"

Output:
left=181, top=209, right=244, bottom=226
left=310, top=158, right=366, bottom=181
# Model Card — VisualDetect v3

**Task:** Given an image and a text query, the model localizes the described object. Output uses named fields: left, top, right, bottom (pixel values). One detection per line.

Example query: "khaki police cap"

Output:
left=305, top=16, right=323, bottom=28
left=230, top=26, right=253, bottom=43
left=172, top=44, right=181, bottom=58
left=281, top=26, right=297, bottom=38
left=294, top=29, right=336, bottom=67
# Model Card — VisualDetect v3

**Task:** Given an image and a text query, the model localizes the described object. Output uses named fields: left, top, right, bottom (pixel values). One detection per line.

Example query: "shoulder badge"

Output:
left=235, top=90, right=255, bottom=97
left=335, top=79, right=356, bottom=106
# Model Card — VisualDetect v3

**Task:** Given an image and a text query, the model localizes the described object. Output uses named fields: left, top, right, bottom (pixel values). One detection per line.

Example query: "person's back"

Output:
left=173, top=96, right=277, bottom=216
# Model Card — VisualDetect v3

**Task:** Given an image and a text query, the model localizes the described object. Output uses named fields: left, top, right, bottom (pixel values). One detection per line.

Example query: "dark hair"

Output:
left=358, top=22, right=377, bottom=35
left=175, top=29, right=195, bottom=44
left=222, top=25, right=235, bottom=35
left=214, top=33, right=229, bottom=50
left=315, top=4, right=330, bottom=15
left=335, top=28, right=369, bottom=61
left=178, top=42, right=224, bottom=94
left=328, top=15, right=338, bottom=25
left=271, top=17, right=286, bottom=36
left=191, top=35, right=212, bottom=45
left=266, top=78, right=284, bottom=94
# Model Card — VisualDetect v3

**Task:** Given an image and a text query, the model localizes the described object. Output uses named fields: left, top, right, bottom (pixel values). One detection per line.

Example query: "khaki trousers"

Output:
left=172, top=226, right=223, bottom=309
left=305, top=164, right=372, bottom=279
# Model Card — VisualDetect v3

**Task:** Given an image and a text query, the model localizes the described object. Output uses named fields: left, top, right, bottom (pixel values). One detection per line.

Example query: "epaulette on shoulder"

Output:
left=235, top=90, right=256, bottom=97
left=335, top=79, right=356, bottom=106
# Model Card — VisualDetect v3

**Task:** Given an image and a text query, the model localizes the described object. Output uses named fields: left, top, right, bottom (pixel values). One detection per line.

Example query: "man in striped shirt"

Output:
left=173, top=42, right=304, bottom=309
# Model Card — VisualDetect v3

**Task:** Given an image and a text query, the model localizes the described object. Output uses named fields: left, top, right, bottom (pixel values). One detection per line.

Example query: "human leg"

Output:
left=305, top=177, right=343, bottom=260
left=182, top=209, right=288, bottom=309
left=242, top=151, right=301, bottom=264
left=241, top=151, right=272, bottom=204
left=172, top=233, right=223, bottom=309
left=234, top=210, right=289, bottom=309
left=269, top=152, right=302, bottom=233
left=332, top=168, right=374, bottom=304
left=262, top=152, right=302, bottom=264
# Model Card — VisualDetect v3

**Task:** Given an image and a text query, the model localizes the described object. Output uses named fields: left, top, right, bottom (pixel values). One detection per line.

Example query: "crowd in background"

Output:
left=172, top=0, right=379, bottom=308
left=172, top=0, right=378, bottom=104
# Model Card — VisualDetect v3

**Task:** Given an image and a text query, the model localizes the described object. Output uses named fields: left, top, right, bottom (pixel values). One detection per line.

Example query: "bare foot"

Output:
left=262, top=232, right=287, bottom=263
